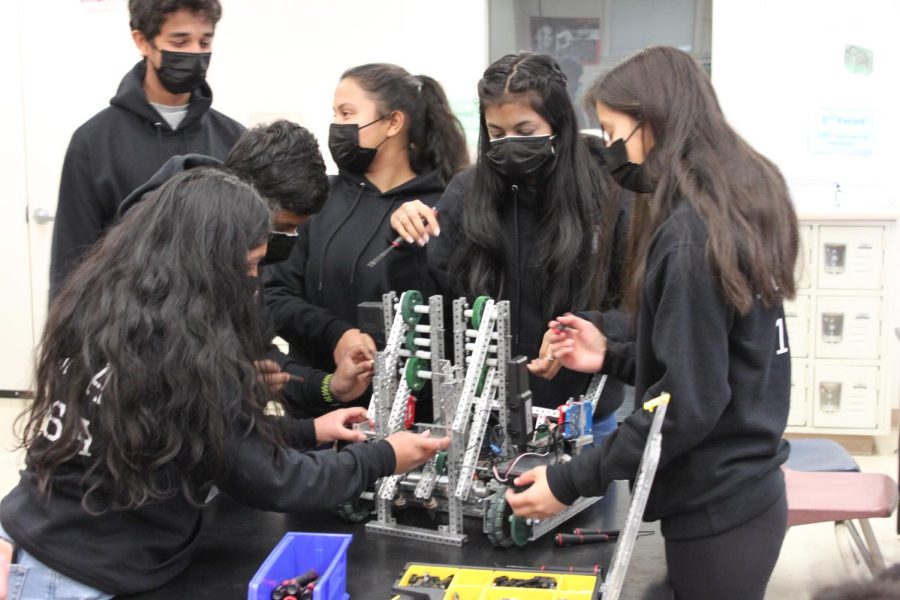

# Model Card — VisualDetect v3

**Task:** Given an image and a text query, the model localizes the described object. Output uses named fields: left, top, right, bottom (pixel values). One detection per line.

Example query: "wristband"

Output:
left=321, top=373, right=337, bottom=405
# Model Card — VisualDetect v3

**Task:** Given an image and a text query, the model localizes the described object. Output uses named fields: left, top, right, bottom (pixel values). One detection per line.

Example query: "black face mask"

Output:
left=328, top=115, right=389, bottom=174
left=599, top=124, right=655, bottom=194
left=261, top=232, right=298, bottom=265
left=154, top=49, right=211, bottom=94
left=485, top=134, right=557, bottom=181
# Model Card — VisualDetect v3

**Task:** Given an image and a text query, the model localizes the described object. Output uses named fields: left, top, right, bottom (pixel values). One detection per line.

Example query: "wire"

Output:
left=492, top=451, right=550, bottom=483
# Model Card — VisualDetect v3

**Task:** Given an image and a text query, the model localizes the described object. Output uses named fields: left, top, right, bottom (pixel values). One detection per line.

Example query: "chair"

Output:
left=785, top=438, right=860, bottom=473
left=783, top=466, right=899, bottom=576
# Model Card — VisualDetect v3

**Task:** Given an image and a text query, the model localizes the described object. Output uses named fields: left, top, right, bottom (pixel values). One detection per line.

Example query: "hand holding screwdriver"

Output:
left=391, top=201, right=440, bottom=246
left=369, top=203, right=439, bottom=267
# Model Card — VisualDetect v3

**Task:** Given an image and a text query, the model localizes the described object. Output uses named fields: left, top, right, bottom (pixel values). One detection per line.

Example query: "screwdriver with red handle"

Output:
left=554, top=531, right=620, bottom=547
left=367, top=207, right=438, bottom=268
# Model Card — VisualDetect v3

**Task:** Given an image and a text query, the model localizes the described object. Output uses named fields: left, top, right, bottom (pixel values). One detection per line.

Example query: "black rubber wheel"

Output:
left=485, top=492, right=515, bottom=548
left=509, top=513, right=532, bottom=547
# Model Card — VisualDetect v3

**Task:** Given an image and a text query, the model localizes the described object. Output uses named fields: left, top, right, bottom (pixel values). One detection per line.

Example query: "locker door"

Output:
left=787, top=361, right=809, bottom=427
left=814, top=296, right=881, bottom=360
left=784, top=295, right=810, bottom=358
left=817, top=226, right=884, bottom=290
left=812, top=365, right=879, bottom=429
left=796, top=225, right=814, bottom=290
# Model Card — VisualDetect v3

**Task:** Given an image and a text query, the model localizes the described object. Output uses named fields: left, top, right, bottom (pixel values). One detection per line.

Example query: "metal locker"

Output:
left=787, top=360, right=808, bottom=427
left=784, top=294, right=810, bottom=358
left=813, top=296, right=881, bottom=360
left=812, top=365, right=879, bottom=429
left=796, top=225, right=814, bottom=290
left=817, top=226, right=884, bottom=290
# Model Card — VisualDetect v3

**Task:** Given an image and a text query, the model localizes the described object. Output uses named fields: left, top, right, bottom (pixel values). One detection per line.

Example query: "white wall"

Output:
left=711, top=0, right=900, bottom=329
left=711, top=0, right=900, bottom=214
left=7, top=0, right=488, bottom=393
left=210, top=0, right=488, bottom=166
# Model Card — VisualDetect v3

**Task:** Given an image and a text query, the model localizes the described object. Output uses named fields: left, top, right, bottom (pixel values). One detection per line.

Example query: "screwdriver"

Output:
left=367, top=207, right=438, bottom=268
left=554, top=532, right=619, bottom=547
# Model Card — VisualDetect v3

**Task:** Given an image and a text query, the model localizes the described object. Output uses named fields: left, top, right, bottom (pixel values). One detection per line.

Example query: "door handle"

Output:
left=32, top=208, right=55, bottom=224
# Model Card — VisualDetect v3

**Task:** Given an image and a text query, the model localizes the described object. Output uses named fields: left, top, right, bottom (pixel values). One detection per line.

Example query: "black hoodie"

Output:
left=546, top=200, right=790, bottom=541
left=263, top=169, right=445, bottom=412
left=50, top=60, right=244, bottom=299
left=116, top=153, right=333, bottom=415
left=423, top=167, right=625, bottom=413
left=1, top=411, right=395, bottom=595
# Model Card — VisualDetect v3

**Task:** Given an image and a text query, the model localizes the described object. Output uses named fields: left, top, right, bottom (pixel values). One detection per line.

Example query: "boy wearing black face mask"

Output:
left=115, top=121, right=375, bottom=414
left=49, top=0, right=244, bottom=302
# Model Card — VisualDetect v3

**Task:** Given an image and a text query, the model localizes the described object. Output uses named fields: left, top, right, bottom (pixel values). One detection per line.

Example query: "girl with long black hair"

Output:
left=391, top=52, right=622, bottom=420
left=506, top=46, right=798, bottom=600
left=264, top=64, right=469, bottom=417
left=0, top=169, right=447, bottom=598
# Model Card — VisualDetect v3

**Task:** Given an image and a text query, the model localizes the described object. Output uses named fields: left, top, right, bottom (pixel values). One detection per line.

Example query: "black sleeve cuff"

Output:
left=323, top=320, right=356, bottom=355
left=369, top=439, right=397, bottom=476
left=279, top=417, right=318, bottom=449
left=545, top=463, right=580, bottom=506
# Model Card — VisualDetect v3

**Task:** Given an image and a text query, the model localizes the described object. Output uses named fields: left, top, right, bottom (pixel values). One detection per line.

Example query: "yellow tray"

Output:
left=391, top=562, right=600, bottom=600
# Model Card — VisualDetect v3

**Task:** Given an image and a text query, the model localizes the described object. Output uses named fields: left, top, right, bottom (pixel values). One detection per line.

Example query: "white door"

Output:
left=0, top=3, right=35, bottom=396
left=18, top=0, right=135, bottom=376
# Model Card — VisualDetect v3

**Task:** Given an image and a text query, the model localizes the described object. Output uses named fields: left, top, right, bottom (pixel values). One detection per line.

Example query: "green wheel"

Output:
left=435, top=450, right=448, bottom=476
left=404, top=356, right=426, bottom=392
left=400, top=290, right=424, bottom=325
left=485, top=492, right=515, bottom=548
left=471, top=296, right=489, bottom=329
left=509, top=514, right=532, bottom=547
left=475, top=366, right=488, bottom=397
left=404, top=330, right=418, bottom=353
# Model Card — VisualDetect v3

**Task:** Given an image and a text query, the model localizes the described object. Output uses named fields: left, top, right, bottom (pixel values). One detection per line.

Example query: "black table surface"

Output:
left=119, top=481, right=669, bottom=600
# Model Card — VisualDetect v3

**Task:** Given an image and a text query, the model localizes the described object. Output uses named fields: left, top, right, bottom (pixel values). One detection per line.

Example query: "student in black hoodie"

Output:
left=118, top=121, right=375, bottom=416
left=264, top=63, right=469, bottom=416
left=389, top=52, right=623, bottom=423
left=0, top=169, right=448, bottom=598
left=49, top=0, right=244, bottom=300
left=505, top=47, right=799, bottom=600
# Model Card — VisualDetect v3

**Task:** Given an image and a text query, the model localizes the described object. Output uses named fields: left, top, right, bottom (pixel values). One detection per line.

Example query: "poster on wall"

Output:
left=809, top=108, right=875, bottom=156
left=530, top=17, right=601, bottom=64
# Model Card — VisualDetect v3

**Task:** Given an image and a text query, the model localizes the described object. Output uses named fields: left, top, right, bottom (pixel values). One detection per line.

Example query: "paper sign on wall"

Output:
left=809, top=108, right=874, bottom=156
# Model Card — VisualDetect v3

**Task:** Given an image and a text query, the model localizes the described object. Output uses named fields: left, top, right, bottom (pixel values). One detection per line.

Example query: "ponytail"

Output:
left=410, top=75, right=469, bottom=186
left=342, top=64, right=469, bottom=185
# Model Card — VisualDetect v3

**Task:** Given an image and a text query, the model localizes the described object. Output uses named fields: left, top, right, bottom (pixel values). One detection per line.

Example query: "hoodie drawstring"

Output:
left=350, top=198, right=395, bottom=284
left=153, top=122, right=164, bottom=164
left=318, top=182, right=366, bottom=292
left=512, top=184, right=522, bottom=346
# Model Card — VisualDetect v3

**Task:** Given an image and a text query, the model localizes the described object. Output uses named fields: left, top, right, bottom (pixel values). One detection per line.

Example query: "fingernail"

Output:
left=424, top=234, right=430, bottom=243
left=406, top=237, right=414, bottom=244
left=435, top=228, right=441, bottom=236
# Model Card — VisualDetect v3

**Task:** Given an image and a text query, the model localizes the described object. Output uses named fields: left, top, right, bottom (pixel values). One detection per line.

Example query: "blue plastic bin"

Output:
left=247, top=532, right=352, bottom=600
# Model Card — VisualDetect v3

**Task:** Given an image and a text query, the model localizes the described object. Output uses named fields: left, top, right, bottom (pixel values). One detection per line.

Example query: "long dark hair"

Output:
left=451, top=51, right=614, bottom=319
left=22, top=168, right=277, bottom=512
left=342, top=63, right=469, bottom=186
left=586, top=46, right=797, bottom=314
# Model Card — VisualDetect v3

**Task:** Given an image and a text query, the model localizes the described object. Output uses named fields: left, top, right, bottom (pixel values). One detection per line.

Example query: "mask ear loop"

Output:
left=373, top=111, right=398, bottom=149
left=623, top=121, right=643, bottom=143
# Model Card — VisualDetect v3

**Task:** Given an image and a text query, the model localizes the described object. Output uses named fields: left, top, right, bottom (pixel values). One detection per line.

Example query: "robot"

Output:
left=358, top=290, right=606, bottom=547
